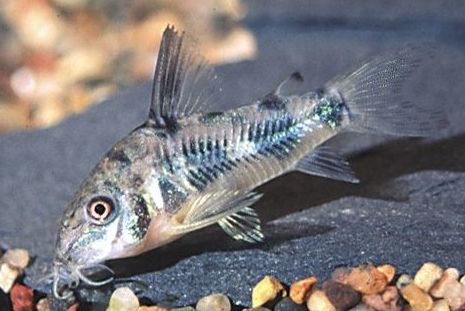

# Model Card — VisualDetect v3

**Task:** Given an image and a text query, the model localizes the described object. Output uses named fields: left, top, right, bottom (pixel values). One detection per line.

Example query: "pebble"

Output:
left=414, top=262, right=444, bottom=293
left=106, top=287, right=140, bottom=311
left=241, top=308, right=271, bottom=311
left=377, top=264, right=396, bottom=283
left=252, top=276, right=286, bottom=307
left=36, top=298, right=51, bottom=311
left=349, top=304, right=376, bottom=311
left=274, top=297, right=307, bottom=311
left=347, top=264, right=388, bottom=295
left=323, top=280, right=360, bottom=310
left=430, top=268, right=460, bottom=298
left=170, top=308, right=196, bottom=311
left=289, top=276, right=317, bottom=304
left=0, top=263, right=20, bottom=293
left=307, top=290, right=336, bottom=311
left=66, top=304, right=79, bottom=311
left=1, top=249, right=29, bottom=270
left=331, top=267, right=350, bottom=284
left=196, top=293, right=231, bottom=311
left=396, top=274, right=412, bottom=289
left=400, top=283, right=433, bottom=311
left=362, top=286, right=401, bottom=311
left=138, top=306, right=168, bottom=311
left=10, top=283, right=34, bottom=311
left=431, top=299, right=450, bottom=311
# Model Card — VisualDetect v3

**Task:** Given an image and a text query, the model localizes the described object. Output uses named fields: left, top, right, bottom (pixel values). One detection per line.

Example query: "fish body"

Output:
left=53, top=26, right=447, bottom=297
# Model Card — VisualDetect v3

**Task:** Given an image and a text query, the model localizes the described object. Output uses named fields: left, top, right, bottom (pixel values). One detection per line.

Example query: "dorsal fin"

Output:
left=148, top=25, right=223, bottom=128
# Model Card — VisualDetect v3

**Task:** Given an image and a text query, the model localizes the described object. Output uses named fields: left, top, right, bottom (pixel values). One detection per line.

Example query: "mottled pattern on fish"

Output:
left=52, top=26, right=448, bottom=299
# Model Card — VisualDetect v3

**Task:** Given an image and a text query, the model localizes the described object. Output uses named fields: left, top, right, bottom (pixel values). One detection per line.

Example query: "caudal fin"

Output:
left=325, top=44, right=449, bottom=136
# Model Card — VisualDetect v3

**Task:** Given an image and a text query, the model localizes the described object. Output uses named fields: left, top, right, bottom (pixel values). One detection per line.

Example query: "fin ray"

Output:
left=218, top=206, right=264, bottom=243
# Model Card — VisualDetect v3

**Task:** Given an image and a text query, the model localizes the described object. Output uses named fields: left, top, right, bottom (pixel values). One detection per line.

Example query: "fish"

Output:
left=52, top=25, right=448, bottom=298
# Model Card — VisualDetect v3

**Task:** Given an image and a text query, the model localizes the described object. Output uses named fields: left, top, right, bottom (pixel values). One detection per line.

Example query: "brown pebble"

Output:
left=431, top=299, right=450, bottom=311
left=363, top=286, right=401, bottom=311
left=431, top=268, right=461, bottom=298
left=347, top=264, right=388, bottom=295
left=0, top=263, right=20, bottom=293
left=414, top=262, right=443, bottom=293
left=36, top=298, right=51, bottom=311
left=307, top=290, right=336, bottom=311
left=196, top=293, right=231, bottom=311
left=289, top=276, right=317, bottom=304
left=377, top=265, right=396, bottom=283
left=1, top=249, right=29, bottom=270
left=331, top=267, right=351, bottom=284
left=10, top=283, right=34, bottom=311
left=66, top=303, right=79, bottom=311
left=252, top=276, right=286, bottom=307
left=400, top=283, right=433, bottom=311
left=323, top=280, right=361, bottom=310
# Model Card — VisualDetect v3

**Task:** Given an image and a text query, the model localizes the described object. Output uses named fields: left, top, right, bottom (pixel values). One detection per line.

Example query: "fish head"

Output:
left=53, top=134, right=154, bottom=296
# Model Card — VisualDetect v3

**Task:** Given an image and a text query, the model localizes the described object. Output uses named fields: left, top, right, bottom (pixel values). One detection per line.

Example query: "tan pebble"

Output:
left=331, top=267, right=351, bottom=284
left=138, top=306, right=168, bottom=311
left=106, top=287, right=139, bottom=311
left=289, top=276, right=317, bottom=304
left=347, top=264, right=388, bottom=295
left=363, top=286, right=401, bottom=311
left=196, top=293, right=231, bottom=311
left=377, top=264, right=396, bottom=283
left=460, top=275, right=465, bottom=286
left=396, top=274, right=412, bottom=289
left=442, top=282, right=465, bottom=310
left=431, top=268, right=461, bottom=298
left=0, top=263, right=20, bottom=293
left=2, top=248, right=29, bottom=270
left=307, top=290, right=336, bottom=311
left=400, top=283, right=433, bottom=311
left=414, top=262, right=444, bottom=293
left=431, top=299, right=450, bottom=311
left=36, top=298, right=51, bottom=311
left=252, top=276, right=286, bottom=307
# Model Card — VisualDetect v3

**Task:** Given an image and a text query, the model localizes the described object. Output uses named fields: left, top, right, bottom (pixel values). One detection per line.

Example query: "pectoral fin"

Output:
left=171, top=190, right=263, bottom=236
left=218, top=207, right=264, bottom=243
left=295, top=146, right=359, bottom=183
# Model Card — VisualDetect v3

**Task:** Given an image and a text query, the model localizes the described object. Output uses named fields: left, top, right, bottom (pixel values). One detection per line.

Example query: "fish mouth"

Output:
left=52, top=259, right=115, bottom=300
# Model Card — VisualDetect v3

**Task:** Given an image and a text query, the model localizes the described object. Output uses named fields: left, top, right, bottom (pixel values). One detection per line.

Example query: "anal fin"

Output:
left=295, top=146, right=359, bottom=183
left=218, top=207, right=264, bottom=243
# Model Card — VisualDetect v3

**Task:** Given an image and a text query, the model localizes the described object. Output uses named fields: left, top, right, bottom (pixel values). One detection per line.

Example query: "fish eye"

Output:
left=86, top=196, right=116, bottom=224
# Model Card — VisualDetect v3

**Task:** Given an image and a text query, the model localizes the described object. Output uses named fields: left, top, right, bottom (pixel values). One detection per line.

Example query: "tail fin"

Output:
left=325, top=44, right=448, bottom=136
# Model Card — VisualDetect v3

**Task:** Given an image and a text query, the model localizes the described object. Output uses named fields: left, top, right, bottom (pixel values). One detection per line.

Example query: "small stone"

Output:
left=169, top=308, right=195, bottom=311
left=347, top=264, right=388, bottom=295
left=377, top=265, right=396, bottom=284
left=331, top=267, right=351, bottom=284
left=431, top=268, right=461, bottom=298
left=252, top=276, right=286, bottom=307
left=196, top=293, right=231, bottom=311
left=400, top=283, right=433, bottom=311
left=460, top=275, right=465, bottom=286
left=323, top=280, right=360, bottom=310
left=396, top=274, right=412, bottom=289
left=138, top=306, right=168, bottom=311
left=36, top=298, right=51, bottom=311
left=431, top=299, right=450, bottom=311
left=274, top=297, right=307, bottom=311
left=348, top=304, right=376, bottom=311
left=106, top=287, right=139, bottom=311
left=414, top=262, right=444, bottom=293
left=363, top=286, right=401, bottom=311
left=241, top=308, right=271, bottom=311
left=10, top=283, right=34, bottom=311
left=307, top=290, right=336, bottom=311
left=1, top=249, right=29, bottom=270
left=66, top=303, right=79, bottom=311
left=289, top=276, right=317, bottom=304
left=0, top=263, right=20, bottom=293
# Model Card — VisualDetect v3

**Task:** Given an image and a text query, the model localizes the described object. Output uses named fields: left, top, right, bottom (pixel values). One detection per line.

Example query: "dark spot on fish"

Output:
left=312, top=95, right=345, bottom=129
left=163, top=116, right=180, bottom=134
left=132, top=194, right=151, bottom=239
left=154, top=131, right=168, bottom=139
left=259, top=93, right=287, bottom=111
left=107, top=149, right=131, bottom=165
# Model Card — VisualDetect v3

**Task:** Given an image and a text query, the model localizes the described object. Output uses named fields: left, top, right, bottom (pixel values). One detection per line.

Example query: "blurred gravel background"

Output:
left=1, top=0, right=465, bottom=309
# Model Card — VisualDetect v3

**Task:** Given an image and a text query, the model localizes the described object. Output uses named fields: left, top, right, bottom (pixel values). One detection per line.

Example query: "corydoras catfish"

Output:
left=52, top=26, right=448, bottom=298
